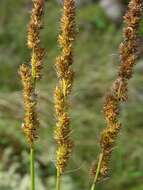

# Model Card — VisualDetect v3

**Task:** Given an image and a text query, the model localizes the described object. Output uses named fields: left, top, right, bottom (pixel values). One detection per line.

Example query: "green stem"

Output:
left=30, top=48, right=36, bottom=190
left=30, top=146, right=35, bottom=190
left=90, top=153, right=103, bottom=190
left=56, top=170, right=61, bottom=190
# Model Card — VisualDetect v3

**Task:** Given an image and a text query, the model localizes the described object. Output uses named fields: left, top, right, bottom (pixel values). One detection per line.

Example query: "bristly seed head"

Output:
left=20, top=0, right=45, bottom=146
left=19, top=64, right=39, bottom=145
left=90, top=0, right=143, bottom=180
left=54, top=0, right=76, bottom=175
left=28, top=0, right=45, bottom=80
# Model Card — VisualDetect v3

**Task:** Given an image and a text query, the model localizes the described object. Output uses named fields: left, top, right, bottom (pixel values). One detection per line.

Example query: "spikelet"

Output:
left=28, top=0, right=45, bottom=80
left=20, top=0, right=45, bottom=146
left=91, top=0, right=143, bottom=179
left=54, top=0, right=76, bottom=175
left=20, top=64, right=39, bottom=145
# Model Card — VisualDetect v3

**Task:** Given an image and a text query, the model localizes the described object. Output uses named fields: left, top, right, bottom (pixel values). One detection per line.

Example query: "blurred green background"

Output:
left=0, top=0, right=143, bottom=189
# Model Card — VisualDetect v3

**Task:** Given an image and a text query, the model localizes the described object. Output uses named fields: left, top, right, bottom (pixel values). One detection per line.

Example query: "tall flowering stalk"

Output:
left=54, top=0, right=76, bottom=189
left=19, top=0, right=45, bottom=189
left=90, top=0, right=143, bottom=188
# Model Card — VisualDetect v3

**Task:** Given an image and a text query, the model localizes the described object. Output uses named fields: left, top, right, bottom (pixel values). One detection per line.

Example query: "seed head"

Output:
left=28, top=0, right=45, bottom=80
left=91, top=0, right=143, bottom=180
left=19, top=64, right=39, bottom=145
left=54, top=0, right=76, bottom=174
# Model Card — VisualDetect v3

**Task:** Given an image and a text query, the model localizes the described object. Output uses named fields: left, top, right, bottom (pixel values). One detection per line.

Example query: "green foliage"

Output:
left=78, top=4, right=110, bottom=30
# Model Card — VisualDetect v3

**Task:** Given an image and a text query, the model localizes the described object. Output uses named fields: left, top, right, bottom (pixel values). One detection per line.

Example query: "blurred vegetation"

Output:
left=0, top=0, right=143, bottom=189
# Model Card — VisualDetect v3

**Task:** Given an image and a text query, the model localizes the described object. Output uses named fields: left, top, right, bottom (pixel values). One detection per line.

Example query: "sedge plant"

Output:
left=19, top=0, right=45, bottom=189
left=54, top=0, right=76, bottom=190
left=17, top=0, right=143, bottom=189
left=90, top=0, right=143, bottom=189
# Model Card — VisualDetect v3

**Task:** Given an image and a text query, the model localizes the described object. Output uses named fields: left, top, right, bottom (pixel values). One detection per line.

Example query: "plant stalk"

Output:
left=56, top=170, right=61, bottom=190
left=90, top=153, right=103, bottom=190
left=30, top=49, right=36, bottom=190
left=30, top=146, right=35, bottom=190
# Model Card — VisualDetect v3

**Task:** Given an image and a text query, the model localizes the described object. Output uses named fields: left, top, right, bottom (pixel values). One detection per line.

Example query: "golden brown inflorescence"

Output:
left=91, top=0, right=143, bottom=179
left=54, top=0, right=76, bottom=175
left=20, top=0, right=45, bottom=146
left=28, top=0, right=45, bottom=80
left=20, top=64, right=39, bottom=145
